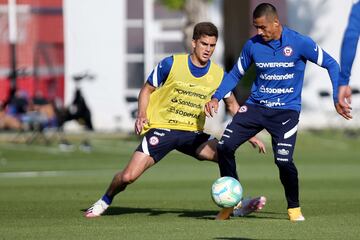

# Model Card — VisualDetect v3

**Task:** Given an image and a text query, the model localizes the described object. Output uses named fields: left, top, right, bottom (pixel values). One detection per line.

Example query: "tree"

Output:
left=158, top=0, right=211, bottom=51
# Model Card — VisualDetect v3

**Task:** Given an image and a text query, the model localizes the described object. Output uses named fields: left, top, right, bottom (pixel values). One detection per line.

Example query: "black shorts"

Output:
left=135, top=129, right=212, bottom=162
left=220, top=103, right=300, bottom=163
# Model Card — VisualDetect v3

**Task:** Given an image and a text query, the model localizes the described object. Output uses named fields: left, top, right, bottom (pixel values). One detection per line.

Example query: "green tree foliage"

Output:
left=158, top=0, right=185, bottom=10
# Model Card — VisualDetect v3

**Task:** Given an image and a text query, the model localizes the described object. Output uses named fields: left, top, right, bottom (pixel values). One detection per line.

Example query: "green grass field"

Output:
left=0, top=131, right=359, bottom=240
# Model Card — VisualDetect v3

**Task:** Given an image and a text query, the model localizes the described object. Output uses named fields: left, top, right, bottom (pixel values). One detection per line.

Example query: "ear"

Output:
left=191, top=39, right=196, bottom=49
left=274, top=17, right=280, bottom=26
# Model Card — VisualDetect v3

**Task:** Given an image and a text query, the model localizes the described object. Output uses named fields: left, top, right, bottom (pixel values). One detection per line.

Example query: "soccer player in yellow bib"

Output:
left=85, top=22, right=266, bottom=219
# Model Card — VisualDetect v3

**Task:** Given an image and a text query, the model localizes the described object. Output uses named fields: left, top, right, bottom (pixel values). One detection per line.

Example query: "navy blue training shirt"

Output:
left=213, top=26, right=340, bottom=112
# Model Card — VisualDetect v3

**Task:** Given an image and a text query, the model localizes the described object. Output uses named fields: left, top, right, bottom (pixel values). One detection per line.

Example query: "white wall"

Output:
left=63, top=0, right=132, bottom=131
left=62, top=0, right=360, bottom=131
left=287, top=0, right=360, bottom=128
left=63, top=0, right=227, bottom=132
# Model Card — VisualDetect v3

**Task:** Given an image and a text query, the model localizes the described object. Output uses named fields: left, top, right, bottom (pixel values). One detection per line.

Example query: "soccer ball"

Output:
left=211, top=176, right=243, bottom=208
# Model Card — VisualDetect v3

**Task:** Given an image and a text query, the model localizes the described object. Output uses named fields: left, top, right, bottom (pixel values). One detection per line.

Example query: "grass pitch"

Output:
left=0, top=131, right=359, bottom=240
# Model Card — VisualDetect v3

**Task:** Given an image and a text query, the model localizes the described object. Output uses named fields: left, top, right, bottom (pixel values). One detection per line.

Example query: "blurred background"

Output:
left=1, top=2, right=359, bottom=238
left=0, top=0, right=359, bottom=135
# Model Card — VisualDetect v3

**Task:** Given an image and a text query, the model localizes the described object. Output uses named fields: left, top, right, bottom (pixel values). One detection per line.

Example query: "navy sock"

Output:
left=101, top=194, right=113, bottom=205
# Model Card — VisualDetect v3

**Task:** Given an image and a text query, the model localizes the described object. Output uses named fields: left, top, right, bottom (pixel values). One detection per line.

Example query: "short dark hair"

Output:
left=192, top=22, right=218, bottom=40
left=253, top=3, right=278, bottom=19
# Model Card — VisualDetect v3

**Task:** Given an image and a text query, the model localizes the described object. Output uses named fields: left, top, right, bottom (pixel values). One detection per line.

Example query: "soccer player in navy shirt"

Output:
left=85, top=22, right=266, bottom=219
left=338, top=0, right=360, bottom=120
left=205, top=3, right=348, bottom=221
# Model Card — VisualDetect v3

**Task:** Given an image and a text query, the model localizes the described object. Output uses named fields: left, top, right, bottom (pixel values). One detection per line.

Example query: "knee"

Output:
left=275, top=160, right=289, bottom=169
left=216, top=142, right=235, bottom=156
left=275, top=160, right=297, bottom=173
left=120, top=171, right=136, bottom=185
left=196, top=152, right=216, bottom=162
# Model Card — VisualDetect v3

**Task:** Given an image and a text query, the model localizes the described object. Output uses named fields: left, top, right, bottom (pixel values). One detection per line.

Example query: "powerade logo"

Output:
left=174, top=88, right=207, bottom=99
left=259, top=85, right=294, bottom=94
left=259, top=73, right=294, bottom=81
left=256, top=62, right=295, bottom=68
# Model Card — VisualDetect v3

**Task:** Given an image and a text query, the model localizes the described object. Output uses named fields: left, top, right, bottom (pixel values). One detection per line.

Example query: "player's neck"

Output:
left=190, top=54, right=207, bottom=68
left=273, top=25, right=283, bottom=40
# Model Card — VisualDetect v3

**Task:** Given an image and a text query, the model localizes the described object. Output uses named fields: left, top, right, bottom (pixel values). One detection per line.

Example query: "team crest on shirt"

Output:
left=149, top=136, right=159, bottom=146
left=239, top=105, right=248, bottom=113
left=283, top=46, right=293, bottom=57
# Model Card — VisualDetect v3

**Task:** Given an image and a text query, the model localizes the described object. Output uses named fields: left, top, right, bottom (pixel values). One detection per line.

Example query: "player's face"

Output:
left=253, top=15, right=280, bottom=42
left=191, top=35, right=217, bottom=66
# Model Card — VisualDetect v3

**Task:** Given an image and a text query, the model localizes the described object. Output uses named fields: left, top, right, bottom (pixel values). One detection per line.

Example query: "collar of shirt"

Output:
left=187, top=55, right=211, bottom=78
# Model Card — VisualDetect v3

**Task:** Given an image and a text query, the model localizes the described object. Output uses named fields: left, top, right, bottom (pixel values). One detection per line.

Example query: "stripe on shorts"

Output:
left=141, top=136, right=150, bottom=155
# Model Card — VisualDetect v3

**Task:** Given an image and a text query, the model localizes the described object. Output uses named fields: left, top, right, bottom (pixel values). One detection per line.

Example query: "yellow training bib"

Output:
left=142, top=54, right=224, bottom=133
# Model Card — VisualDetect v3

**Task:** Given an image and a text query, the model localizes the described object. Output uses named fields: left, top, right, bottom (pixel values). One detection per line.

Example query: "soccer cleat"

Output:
left=85, top=199, right=109, bottom=218
left=215, top=207, right=234, bottom=220
left=233, top=196, right=266, bottom=217
left=288, top=207, right=305, bottom=222
left=59, top=139, right=74, bottom=152
left=79, top=140, right=92, bottom=152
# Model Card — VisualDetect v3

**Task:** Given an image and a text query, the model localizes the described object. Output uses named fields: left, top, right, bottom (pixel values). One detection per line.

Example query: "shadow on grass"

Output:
left=82, top=207, right=286, bottom=220
left=214, top=238, right=254, bottom=240
left=213, top=238, right=297, bottom=240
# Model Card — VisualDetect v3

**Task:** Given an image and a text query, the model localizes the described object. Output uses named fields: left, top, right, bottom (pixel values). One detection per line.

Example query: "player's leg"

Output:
left=190, top=136, right=267, bottom=219
left=85, top=152, right=155, bottom=218
left=174, top=130, right=217, bottom=162
left=85, top=128, right=176, bottom=218
left=265, top=109, right=305, bottom=221
left=174, top=132, right=236, bottom=220
left=216, top=105, right=263, bottom=219
left=233, top=196, right=267, bottom=217
left=105, top=152, right=155, bottom=198
left=195, top=138, right=218, bottom=162
left=217, top=105, right=262, bottom=179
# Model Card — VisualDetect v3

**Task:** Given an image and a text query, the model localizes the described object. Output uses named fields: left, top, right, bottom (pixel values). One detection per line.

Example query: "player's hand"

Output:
left=248, top=136, right=266, bottom=154
left=135, top=115, right=148, bottom=135
left=335, top=102, right=352, bottom=120
left=337, top=85, right=352, bottom=120
left=205, top=98, right=219, bottom=117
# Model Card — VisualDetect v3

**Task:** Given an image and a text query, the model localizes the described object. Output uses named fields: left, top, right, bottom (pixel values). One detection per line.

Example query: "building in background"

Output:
left=0, top=0, right=358, bottom=132
left=63, top=0, right=224, bottom=132
left=222, top=0, right=359, bottom=129
left=0, top=0, right=64, bottom=104
left=287, top=0, right=360, bottom=128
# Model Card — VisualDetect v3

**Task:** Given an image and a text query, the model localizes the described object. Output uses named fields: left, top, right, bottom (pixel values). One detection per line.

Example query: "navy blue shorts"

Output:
left=135, top=129, right=212, bottom=162
left=220, top=103, right=300, bottom=163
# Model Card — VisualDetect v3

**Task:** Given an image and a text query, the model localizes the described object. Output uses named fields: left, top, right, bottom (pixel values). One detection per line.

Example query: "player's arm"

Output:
left=339, top=2, right=360, bottom=86
left=135, top=56, right=173, bottom=134
left=300, top=37, right=352, bottom=119
left=135, top=83, right=155, bottom=134
left=223, top=92, right=239, bottom=116
left=337, top=2, right=360, bottom=119
left=301, top=37, right=339, bottom=102
left=205, top=41, right=253, bottom=117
